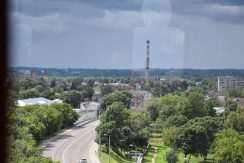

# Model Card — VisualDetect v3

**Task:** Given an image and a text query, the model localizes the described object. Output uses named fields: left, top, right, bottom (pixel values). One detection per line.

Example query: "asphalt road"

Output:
left=43, top=120, right=99, bottom=163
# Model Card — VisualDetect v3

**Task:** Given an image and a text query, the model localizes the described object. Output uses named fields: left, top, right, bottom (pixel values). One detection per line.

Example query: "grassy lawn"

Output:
left=99, top=146, right=133, bottom=163
left=142, top=138, right=214, bottom=163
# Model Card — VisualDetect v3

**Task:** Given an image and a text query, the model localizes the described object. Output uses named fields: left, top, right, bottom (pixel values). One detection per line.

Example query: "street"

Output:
left=43, top=120, right=99, bottom=163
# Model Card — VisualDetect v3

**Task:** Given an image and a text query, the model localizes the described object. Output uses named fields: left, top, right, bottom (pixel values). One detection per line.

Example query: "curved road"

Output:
left=43, top=120, right=99, bottom=163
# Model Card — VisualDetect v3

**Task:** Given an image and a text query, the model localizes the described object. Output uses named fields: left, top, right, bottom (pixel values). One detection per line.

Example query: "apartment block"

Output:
left=218, top=76, right=244, bottom=92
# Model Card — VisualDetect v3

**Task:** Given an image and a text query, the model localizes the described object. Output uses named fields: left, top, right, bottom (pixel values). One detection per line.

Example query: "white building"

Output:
left=218, top=76, right=244, bottom=92
left=213, top=107, right=225, bottom=115
left=17, top=97, right=62, bottom=107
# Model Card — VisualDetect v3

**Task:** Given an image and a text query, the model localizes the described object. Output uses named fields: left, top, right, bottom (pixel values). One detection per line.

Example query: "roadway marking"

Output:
left=50, top=121, right=98, bottom=162
left=62, top=128, right=95, bottom=162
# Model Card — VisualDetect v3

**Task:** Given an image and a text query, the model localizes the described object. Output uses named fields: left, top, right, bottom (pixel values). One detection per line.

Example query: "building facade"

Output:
left=218, top=76, right=244, bottom=92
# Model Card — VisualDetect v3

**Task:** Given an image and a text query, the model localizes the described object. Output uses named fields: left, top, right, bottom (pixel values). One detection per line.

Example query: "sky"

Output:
left=9, top=0, right=244, bottom=69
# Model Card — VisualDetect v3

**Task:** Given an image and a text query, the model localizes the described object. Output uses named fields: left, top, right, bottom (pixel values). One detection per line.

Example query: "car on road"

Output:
left=125, top=151, right=142, bottom=156
left=79, top=158, right=87, bottom=163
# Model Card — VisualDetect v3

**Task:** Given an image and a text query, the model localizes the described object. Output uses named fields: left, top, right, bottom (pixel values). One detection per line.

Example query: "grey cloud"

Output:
left=170, top=0, right=244, bottom=24
left=14, top=0, right=105, bottom=17
left=171, top=14, right=244, bottom=69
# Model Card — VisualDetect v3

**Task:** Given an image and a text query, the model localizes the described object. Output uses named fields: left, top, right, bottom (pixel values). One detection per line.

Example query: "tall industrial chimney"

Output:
left=145, top=40, right=150, bottom=83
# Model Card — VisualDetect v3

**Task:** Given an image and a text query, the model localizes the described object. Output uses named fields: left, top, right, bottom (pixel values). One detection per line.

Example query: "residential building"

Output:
left=218, top=76, right=244, bottom=92
left=131, top=90, right=153, bottom=109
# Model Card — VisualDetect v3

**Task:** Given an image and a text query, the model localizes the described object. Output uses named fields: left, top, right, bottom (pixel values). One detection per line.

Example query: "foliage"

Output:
left=40, top=90, right=57, bottom=100
left=228, top=88, right=244, bottom=98
left=225, top=108, right=244, bottom=133
left=163, top=126, right=178, bottom=148
left=87, top=79, right=95, bottom=87
left=129, top=109, right=152, bottom=148
left=101, top=85, right=114, bottom=96
left=225, top=100, right=238, bottom=113
left=50, top=78, right=57, bottom=88
left=20, top=89, right=41, bottom=99
left=96, top=102, right=131, bottom=151
left=71, top=77, right=84, bottom=90
left=181, top=91, right=207, bottom=119
left=205, top=97, right=220, bottom=117
left=176, top=117, right=223, bottom=160
left=165, top=150, right=179, bottom=163
left=146, top=95, right=187, bottom=122
left=213, top=129, right=244, bottom=163
left=51, top=103, right=79, bottom=128
left=63, top=90, right=83, bottom=108
left=100, top=91, right=132, bottom=113
left=20, top=77, right=37, bottom=90
left=164, top=114, right=188, bottom=128
left=82, top=86, right=94, bottom=100
left=7, top=103, right=78, bottom=163
left=129, top=109, right=152, bottom=133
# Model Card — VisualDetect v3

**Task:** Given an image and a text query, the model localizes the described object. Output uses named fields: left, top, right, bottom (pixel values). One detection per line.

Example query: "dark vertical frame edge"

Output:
left=0, top=0, right=8, bottom=162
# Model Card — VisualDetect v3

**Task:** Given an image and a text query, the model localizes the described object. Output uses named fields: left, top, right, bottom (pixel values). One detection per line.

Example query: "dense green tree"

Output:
left=101, top=85, right=114, bottom=96
left=146, top=95, right=187, bottom=122
left=63, top=91, right=83, bottom=108
left=71, top=77, right=84, bottom=90
left=225, top=100, right=238, bottom=114
left=20, top=89, right=41, bottom=99
left=37, top=77, right=49, bottom=88
left=228, top=88, right=243, bottom=98
left=181, top=91, right=207, bottom=119
left=176, top=117, right=223, bottom=161
left=100, top=91, right=132, bottom=113
left=50, top=78, right=57, bottom=88
left=51, top=103, right=79, bottom=128
left=146, top=101, right=160, bottom=122
left=165, top=150, right=179, bottom=163
left=163, top=126, right=178, bottom=148
left=87, top=79, right=95, bottom=87
left=205, top=97, right=220, bottom=117
left=53, top=84, right=64, bottom=93
left=35, top=85, right=48, bottom=93
left=40, top=90, right=56, bottom=100
left=82, top=87, right=94, bottom=100
left=130, top=109, right=152, bottom=133
left=20, top=77, right=37, bottom=90
left=96, top=102, right=131, bottom=151
left=7, top=102, right=78, bottom=163
left=214, top=129, right=244, bottom=163
left=164, top=114, right=188, bottom=128
left=7, top=90, right=18, bottom=109
left=225, top=108, right=244, bottom=132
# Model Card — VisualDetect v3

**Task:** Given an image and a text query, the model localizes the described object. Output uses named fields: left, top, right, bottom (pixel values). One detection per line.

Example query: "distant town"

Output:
left=7, top=65, right=244, bottom=163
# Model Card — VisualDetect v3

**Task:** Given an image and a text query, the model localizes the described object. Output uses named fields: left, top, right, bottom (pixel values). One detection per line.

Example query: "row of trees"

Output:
left=144, top=88, right=244, bottom=162
left=7, top=103, right=79, bottom=163
left=15, top=77, right=96, bottom=108
left=96, top=91, right=151, bottom=152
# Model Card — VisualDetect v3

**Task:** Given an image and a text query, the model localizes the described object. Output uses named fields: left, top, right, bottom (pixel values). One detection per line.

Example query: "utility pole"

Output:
left=108, top=136, right=111, bottom=163
left=99, top=132, right=101, bottom=158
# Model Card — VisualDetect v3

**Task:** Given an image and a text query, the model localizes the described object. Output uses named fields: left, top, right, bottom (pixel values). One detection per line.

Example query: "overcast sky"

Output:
left=9, top=0, right=244, bottom=69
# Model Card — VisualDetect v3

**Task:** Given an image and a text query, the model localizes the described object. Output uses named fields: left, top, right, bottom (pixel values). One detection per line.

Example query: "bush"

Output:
left=165, top=150, right=178, bottom=163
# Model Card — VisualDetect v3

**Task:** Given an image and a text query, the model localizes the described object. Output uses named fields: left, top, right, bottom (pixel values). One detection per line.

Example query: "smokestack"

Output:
left=145, top=40, right=150, bottom=83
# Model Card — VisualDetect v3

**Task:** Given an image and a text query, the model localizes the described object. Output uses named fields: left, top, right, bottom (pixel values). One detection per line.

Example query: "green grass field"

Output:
left=99, top=139, right=214, bottom=163
left=142, top=138, right=214, bottom=163
left=99, top=146, right=133, bottom=163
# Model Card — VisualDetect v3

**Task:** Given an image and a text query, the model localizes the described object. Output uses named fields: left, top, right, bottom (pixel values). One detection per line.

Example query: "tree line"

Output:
left=12, top=67, right=244, bottom=78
